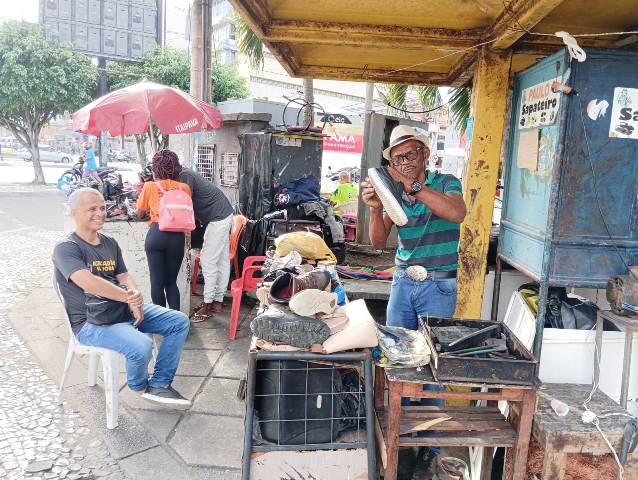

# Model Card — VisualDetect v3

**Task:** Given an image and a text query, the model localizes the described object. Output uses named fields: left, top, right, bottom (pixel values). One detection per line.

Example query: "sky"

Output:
left=0, top=2, right=39, bottom=23
left=0, top=1, right=193, bottom=23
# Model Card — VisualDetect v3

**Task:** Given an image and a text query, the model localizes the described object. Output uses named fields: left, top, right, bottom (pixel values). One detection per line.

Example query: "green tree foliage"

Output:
left=211, top=62, right=249, bottom=104
left=0, top=21, right=96, bottom=183
left=107, top=46, right=248, bottom=164
left=384, top=84, right=470, bottom=135
left=235, top=13, right=314, bottom=125
left=108, top=45, right=248, bottom=104
left=108, top=45, right=190, bottom=92
left=234, top=13, right=264, bottom=70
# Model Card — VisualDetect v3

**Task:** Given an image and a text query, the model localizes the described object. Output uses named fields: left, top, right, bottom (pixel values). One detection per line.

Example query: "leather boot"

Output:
left=291, top=269, right=332, bottom=295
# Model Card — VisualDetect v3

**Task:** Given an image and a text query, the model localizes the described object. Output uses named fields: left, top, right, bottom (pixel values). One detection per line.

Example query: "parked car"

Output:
left=22, top=145, right=74, bottom=163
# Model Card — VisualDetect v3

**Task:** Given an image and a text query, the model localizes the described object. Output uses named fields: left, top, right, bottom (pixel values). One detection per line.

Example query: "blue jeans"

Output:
left=387, top=270, right=457, bottom=449
left=77, top=303, right=190, bottom=391
left=386, top=270, right=457, bottom=329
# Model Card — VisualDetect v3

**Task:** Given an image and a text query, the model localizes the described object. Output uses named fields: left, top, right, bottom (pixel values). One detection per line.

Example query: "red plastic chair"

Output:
left=228, top=255, right=266, bottom=340
left=191, top=215, right=248, bottom=295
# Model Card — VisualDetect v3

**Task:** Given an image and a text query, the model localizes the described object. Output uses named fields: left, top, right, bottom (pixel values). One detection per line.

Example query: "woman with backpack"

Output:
left=137, top=150, right=194, bottom=311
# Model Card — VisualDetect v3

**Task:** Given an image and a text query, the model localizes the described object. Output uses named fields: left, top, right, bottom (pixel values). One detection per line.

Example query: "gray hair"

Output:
left=68, top=188, right=104, bottom=210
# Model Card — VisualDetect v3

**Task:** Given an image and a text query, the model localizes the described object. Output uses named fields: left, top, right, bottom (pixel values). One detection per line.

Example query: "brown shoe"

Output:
left=292, top=270, right=332, bottom=295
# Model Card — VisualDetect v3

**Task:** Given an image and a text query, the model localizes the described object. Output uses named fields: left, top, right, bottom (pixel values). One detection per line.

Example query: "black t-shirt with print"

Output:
left=52, top=232, right=128, bottom=334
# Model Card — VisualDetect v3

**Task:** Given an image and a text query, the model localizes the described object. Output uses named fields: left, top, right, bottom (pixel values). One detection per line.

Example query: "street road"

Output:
left=0, top=189, right=66, bottom=232
left=0, top=158, right=141, bottom=185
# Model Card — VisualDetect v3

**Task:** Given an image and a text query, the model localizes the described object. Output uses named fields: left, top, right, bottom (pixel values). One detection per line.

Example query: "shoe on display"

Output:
left=289, top=289, right=338, bottom=317
left=291, top=269, right=332, bottom=295
left=263, top=267, right=293, bottom=283
left=294, top=264, right=314, bottom=274
left=268, top=272, right=294, bottom=304
left=142, top=385, right=191, bottom=407
left=322, top=299, right=379, bottom=354
left=251, top=309, right=331, bottom=348
left=317, top=307, right=349, bottom=334
left=255, top=286, right=271, bottom=306
left=268, top=250, right=302, bottom=272
left=367, top=167, right=408, bottom=226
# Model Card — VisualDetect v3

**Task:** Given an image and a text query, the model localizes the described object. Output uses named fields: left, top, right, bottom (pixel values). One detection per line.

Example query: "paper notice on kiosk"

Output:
left=517, top=128, right=539, bottom=171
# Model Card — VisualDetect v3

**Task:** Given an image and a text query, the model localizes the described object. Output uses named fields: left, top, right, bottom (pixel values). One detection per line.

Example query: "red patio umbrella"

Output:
left=72, top=80, right=223, bottom=136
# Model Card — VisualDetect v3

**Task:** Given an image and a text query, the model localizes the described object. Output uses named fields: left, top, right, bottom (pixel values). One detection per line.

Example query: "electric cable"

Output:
left=371, top=29, right=638, bottom=79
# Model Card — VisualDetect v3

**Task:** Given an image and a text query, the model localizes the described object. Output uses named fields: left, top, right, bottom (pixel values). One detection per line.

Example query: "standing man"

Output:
left=82, top=142, right=101, bottom=184
left=53, top=188, right=191, bottom=405
left=178, top=166, right=234, bottom=322
left=361, top=125, right=466, bottom=322
left=361, top=125, right=466, bottom=469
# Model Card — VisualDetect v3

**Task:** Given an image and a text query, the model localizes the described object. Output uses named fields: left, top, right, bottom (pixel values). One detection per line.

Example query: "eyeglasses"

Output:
left=390, top=146, right=423, bottom=166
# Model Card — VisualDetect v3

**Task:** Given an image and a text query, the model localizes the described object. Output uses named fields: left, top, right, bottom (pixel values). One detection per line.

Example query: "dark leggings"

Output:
left=145, top=223, right=185, bottom=310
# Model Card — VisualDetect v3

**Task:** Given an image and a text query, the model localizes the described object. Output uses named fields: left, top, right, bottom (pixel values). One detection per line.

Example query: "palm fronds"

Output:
left=448, top=87, right=470, bottom=134
left=416, top=86, right=442, bottom=109
left=234, top=13, right=264, bottom=71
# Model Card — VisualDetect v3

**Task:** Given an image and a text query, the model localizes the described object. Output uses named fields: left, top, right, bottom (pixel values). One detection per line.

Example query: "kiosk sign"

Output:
left=518, top=77, right=562, bottom=130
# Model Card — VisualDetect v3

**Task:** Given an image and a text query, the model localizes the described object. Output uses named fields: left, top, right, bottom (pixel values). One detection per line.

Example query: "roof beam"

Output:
left=489, top=0, right=566, bottom=49
left=264, top=20, right=483, bottom=49
left=446, top=52, right=478, bottom=86
left=294, top=66, right=449, bottom=86
left=228, top=0, right=270, bottom=31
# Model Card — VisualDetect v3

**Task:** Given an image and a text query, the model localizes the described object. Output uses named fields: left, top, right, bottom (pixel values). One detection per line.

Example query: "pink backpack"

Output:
left=155, top=182, right=195, bottom=233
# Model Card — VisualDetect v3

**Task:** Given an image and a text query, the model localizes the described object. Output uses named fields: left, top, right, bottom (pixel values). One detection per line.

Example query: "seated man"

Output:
left=53, top=188, right=190, bottom=406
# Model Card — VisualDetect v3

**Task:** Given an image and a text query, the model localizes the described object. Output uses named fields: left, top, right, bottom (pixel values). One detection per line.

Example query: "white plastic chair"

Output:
left=54, top=278, right=157, bottom=429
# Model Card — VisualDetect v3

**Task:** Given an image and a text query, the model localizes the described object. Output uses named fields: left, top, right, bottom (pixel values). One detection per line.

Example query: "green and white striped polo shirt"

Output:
left=395, top=171, right=463, bottom=271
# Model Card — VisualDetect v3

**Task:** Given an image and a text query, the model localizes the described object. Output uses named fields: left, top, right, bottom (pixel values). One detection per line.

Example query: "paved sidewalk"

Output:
left=9, top=285, right=255, bottom=480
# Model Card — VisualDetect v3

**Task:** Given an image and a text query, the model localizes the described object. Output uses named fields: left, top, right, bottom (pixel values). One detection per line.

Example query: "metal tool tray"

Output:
left=421, top=316, right=538, bottom=386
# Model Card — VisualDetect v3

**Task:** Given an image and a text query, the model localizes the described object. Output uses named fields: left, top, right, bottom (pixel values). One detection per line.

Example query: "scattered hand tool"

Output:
left=446, top=324, right=501, bottom=351
left=440, top=343, right=507, bottom=357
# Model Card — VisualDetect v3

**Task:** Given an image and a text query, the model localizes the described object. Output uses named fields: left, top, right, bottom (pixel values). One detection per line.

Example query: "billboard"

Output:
left=40, top=0, right=162, bottom=62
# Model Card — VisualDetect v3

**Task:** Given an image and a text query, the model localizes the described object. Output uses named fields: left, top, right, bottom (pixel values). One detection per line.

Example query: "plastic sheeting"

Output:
left=239, top=132, right=273, bottom=220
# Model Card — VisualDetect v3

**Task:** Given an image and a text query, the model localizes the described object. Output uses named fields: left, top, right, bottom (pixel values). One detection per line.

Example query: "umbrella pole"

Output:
left=120, top=116, right=125, bottom=150
left=148, top=122, right=155, bottom=153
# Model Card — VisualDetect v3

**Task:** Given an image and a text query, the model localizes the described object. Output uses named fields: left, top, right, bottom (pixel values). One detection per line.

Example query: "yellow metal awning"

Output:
left=229, top=0, right=637, bottom=85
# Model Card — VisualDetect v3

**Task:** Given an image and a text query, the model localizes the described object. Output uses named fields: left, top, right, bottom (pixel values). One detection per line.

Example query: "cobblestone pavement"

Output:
left=0, top=227, right=127, bottom=480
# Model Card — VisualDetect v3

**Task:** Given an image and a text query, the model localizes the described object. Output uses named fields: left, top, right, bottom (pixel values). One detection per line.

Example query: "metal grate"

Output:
left=196, top=145, right=216, bottom=182
left=253, top=360, right=367, bottom=448
left=220, top=152, right=239, bottom=187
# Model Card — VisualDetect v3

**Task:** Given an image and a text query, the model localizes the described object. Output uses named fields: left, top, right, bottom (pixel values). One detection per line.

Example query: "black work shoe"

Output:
left=367, top=167, right=408, bottom=226
left=142, top=385, right=191, bottom=407
left=251, top=309, right=331, bottom=348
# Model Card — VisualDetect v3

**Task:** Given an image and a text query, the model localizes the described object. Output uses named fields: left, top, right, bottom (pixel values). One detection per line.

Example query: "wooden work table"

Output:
left=375, top=366, right=536, bottom=480
left=339, top=278, right=391, bottom=301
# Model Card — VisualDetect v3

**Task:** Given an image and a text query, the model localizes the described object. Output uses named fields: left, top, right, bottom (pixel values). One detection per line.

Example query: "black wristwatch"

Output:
left=409, top=180, right=423, bottom=196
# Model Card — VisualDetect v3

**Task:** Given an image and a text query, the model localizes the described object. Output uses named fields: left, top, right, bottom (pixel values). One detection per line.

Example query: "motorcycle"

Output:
left=58, top=158, right=85, bottom=186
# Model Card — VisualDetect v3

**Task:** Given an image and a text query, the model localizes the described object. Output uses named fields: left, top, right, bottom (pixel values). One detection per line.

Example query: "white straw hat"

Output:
left=382, top=125, right=430, bottom=161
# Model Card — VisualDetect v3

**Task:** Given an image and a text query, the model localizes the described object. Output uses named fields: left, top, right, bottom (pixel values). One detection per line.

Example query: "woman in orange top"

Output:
left=137, top=150, right=191, bottom=311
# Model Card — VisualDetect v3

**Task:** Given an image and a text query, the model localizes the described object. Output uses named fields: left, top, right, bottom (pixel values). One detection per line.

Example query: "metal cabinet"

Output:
left=494, top=48, right=638, bottom=357
left=238, top=132, right=323, bottom=220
